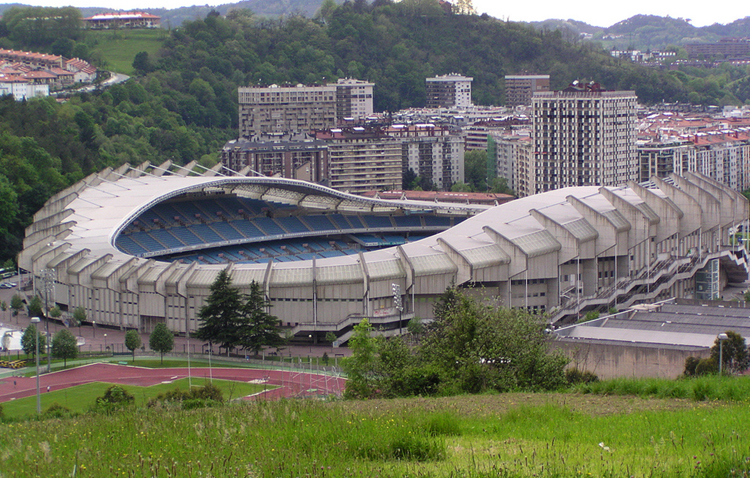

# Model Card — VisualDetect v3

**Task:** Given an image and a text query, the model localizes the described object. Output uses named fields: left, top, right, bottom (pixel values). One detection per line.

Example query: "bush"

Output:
left=148, top=384, right=224, bottom=409
left=684, top=356, right=700, bottom=376
left=695, top=357, right=718, bottom=376
left=95, top=385, right=135, bottom=413
left=44, top=402, right=71, bottom=418
left=565, top=368, right=599, bottom=384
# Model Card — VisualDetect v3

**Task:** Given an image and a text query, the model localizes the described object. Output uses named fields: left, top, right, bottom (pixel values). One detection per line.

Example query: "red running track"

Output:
left=0, top=363, right=346, bottom=403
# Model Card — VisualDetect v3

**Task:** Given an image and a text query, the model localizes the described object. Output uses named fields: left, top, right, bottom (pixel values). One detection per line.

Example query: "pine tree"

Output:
left=239, top=281, right=284, bottom=355
left=195, top=269, right=245, bottom=351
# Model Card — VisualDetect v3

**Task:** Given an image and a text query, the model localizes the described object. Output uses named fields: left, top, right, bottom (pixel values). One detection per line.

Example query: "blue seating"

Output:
left=362, top=215, right=392, bottom=228
left=172, top=201, right=204, bottom=222
left=393, top=216, right=422, bottom=228
left=254, top=217, right=285, bottom=236
left=304, top=215, right=335, bottom=231
left=130, top=232, right=165, bottom=252
left=276, top=216, right=310, bottom=234
left=149, top=229, right=185, bottom=249
left=170, top=227, right=203, bottom=245
left=345, top=215, right=364, bottom=229
left=190, top=224, right=224, bottom=244
left=228, top=220, right=262, bottom=238
left=211, top=222, right=244, bottom=241
left=116, top=236, right=147, bottom=255
left=424, top=216, right=452, bottom=227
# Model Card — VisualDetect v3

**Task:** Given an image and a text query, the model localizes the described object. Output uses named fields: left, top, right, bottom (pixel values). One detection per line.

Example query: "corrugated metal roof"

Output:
left=562, top=327, right=715, bottom=348
left=462, top=243, right=510, bottom=267
left=409, top=253, right=457, bottom=276
left=366, top=258, right=405, bottom=281
left=231, top=268, right=266, bottom=285
left=270, top=266, right=313, bottom=286
left=563, top=218, right=598, bottom=242
left=317, top=263, right=362, bottom=284
left=602, top=209, right=631, bottom=231
left=186, top=268, right=222, bottom=288
left=513, top=230, right=561, bottom=258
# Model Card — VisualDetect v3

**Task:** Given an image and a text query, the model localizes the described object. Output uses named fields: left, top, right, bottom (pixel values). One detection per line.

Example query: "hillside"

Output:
left=1, top=391, right=749, bottom=476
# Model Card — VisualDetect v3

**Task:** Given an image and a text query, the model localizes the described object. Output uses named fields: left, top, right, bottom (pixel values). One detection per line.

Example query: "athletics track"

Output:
left=0, top=363, right=346, bottom=404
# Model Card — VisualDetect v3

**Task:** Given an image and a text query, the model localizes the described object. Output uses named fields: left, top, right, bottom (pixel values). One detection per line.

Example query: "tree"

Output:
left=239, top=281, right=284, bottom=355
left=132, top=51, right=153, bottom=75
left=342, top=319, right=378, bottom=399
left=49, top=306, right=62, bottom=320
left=10, top=294, right=22, bottom=318
left=710, top=331, right=749, bottom=374
left=21, top=324, right=44, bottom=357
left=195, top=269, right=244, bottom=351
left=51, top=329, right=77, bottom=366
left=0, top=300, right=6, bottom=320
left=27, top=295, right=43, bottom=318
left=149, top=323, right=174, bottom=364
left=72, top=306, right=86, bottom=325
left=125, top=329, right=142, bottom=363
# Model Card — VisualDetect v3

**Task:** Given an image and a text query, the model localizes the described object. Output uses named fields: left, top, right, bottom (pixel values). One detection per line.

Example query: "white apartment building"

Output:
left=331, top=78, right=374, bottom=122
left=426, top=74, right=473, bottom=108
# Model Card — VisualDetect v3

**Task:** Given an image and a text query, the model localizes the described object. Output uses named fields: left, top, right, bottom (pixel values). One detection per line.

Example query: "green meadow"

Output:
left=2, top=377, right=269, bottom=417
left=2, top=391, right=750, bottom=477
left=88, top=29, right=166, bottom=75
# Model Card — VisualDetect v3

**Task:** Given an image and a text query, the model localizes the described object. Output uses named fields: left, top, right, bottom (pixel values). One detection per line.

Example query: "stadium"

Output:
left=19, top=162, right=750, bottom=344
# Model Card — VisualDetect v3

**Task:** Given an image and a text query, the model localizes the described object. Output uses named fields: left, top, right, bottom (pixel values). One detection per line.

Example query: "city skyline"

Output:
left=5, top=0, right=747, bottom=28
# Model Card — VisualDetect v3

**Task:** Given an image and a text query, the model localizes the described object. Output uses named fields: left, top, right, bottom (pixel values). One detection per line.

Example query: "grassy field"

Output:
left=1, top=392, right=749, bottom=477
left=87, top=29, right=166, bottom=74
left=2, top=378, right=269, bottom=417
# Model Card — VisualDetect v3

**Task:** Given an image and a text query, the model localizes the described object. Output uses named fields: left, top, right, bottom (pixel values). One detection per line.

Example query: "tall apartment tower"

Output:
left=331, top=78, right=374, bottom=122
left=521, top=82, right=637, bottom=197
left=238, top=84, right=337, bottom=138
left=314, top=128, right=402, bottom=194
left=504, top=75, right=550, bottom=108
left=388, top=124, right=465, bottom=191
left=426, top=74, right=473, bottom=108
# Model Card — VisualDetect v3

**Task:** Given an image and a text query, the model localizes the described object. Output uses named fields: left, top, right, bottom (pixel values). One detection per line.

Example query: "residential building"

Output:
left=0, top=74, right=49, bottom=101
left=504, top=75, right=550, bottom=108
left=238, top=84, right=337, bottom=138
left=314, top=128, right=402, bottom=194
left=494, top=133, right=531, bottom=194
left=686, top=39, right=750, bottom=59
left=387, top=124, right=464, bottom=191
left=426, top=74, right=473, bottom=108
left=83, top=12, right=161, bottom=29
left=0, top=48, right=63, bottom=69
left=522, top=82, right=638, bottom=197
left=331, top=78, right=374, bottom=123
left=221, top=134, right=329, bottom=183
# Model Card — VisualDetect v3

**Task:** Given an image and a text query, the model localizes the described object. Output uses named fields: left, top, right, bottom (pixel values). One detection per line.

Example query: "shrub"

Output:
left=695, top=357, right=718, bottom=376
left=565, top=368, right=599, bottom=384
left=44, top=402, right=71, bottom=418
left=684, top=356, right=700, bottom=376
left=148, top=384, right=224, bottom=409
left=95, top=385, right=135, bottom=413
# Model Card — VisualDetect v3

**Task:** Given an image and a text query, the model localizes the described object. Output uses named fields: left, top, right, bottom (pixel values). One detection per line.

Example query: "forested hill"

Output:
left=0, top=1, right=745, bottom=264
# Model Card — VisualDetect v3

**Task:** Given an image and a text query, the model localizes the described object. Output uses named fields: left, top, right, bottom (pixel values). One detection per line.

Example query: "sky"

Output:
left=3, top=0, right=748, bottom=28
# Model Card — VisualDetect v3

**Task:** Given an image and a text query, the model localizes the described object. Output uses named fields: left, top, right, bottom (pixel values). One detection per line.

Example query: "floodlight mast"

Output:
left=718, top=332, right=729, bottom=375
left=31, top=316, right=41, bottom=414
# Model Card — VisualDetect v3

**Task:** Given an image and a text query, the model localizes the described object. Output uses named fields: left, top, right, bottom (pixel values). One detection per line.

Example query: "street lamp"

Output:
left=92, top=321, right=96, bottom=338
left=392, top=283, right=403, bottom=334
left=718, top=332, right=729, bottom=375
left=31, top=316, right=41, bottom=414
left=104, top=333, right=108, bottom=355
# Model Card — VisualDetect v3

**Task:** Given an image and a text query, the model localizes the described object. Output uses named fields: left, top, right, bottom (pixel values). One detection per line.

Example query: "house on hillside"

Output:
left=83, top=12, right=161, bottom=30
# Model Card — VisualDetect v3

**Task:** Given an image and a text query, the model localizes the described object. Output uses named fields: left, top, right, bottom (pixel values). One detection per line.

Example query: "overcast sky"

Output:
left=5, top=0, right=747, bottom=28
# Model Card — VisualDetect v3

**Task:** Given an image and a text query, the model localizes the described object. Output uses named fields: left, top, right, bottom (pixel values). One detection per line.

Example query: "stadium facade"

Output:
left=19, top=162, right=749, bottom=344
